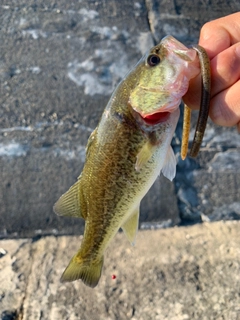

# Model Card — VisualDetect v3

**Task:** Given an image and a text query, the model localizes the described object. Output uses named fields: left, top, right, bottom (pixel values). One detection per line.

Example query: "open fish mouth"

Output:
left=140, top=111, right=170, bottom=125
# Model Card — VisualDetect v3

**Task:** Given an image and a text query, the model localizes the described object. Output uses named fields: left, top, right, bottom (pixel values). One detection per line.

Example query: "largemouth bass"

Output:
left=54, top=36, right=201, bottom=288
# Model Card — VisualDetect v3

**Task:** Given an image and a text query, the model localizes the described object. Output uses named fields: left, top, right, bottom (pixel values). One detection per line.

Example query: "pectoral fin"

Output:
left=135, top=141, right=156, bottom=171
left=53, top=181, right=85, bottom=219
left=162, top=146, right=176, bottom=181
left=121, top=208, right=140, bottom=245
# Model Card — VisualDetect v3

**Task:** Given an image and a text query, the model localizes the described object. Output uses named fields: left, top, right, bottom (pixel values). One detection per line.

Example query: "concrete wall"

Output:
left=0, top=0, right=240, bottom=238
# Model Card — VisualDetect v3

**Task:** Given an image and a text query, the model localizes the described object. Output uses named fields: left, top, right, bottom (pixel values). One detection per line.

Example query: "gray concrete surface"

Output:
left=0, top=1, right=240, bottom=238
left=1, top=221, right=240, bottom=319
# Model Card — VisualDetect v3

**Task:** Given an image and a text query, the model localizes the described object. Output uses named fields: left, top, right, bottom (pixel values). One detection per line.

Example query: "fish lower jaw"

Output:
left=140, top=111, right=170, bottom=125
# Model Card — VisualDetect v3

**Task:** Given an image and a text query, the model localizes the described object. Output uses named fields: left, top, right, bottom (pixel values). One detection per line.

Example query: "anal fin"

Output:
left=121, top=207, right=140, bottom=245
left=53, top=181, right=85, bottom=219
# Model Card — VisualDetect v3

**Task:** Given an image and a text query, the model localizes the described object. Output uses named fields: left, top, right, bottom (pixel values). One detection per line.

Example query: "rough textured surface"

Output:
left=1, top=221, right=240, bottom=319
left=0, top=0, right=240, bottom=237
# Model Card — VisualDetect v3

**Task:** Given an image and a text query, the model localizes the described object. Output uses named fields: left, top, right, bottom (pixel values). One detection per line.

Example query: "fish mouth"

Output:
left=140, top=111, right=170, bottom=125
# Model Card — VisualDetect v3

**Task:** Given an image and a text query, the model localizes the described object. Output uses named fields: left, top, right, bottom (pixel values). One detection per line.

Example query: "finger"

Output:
left=182, top=74, right=202, bottom=110
left=184, top=43, right=240, bottom=111
left=210, top=80, right=240, bottom=127
left=210, top=43, right=240, bottom=97
left=199, top=12, right=240, bottom=59
left=184, top=12, right=240, bottom=112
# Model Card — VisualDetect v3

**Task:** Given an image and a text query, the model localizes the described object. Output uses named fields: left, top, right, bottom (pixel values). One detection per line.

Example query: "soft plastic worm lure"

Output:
left=181, top=45, right=211, bottom=160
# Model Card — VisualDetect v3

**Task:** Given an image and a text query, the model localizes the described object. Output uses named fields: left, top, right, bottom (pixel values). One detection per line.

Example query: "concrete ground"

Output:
left=1, top=2, right=240, bottom=320
left=1, top=220, right=240, bottom=320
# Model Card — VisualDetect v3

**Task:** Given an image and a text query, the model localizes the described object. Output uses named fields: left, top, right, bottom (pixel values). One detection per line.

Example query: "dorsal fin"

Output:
left=53, top=181, right=85, bottom=219
left=121, top=207, right=140, bottom=245
left=86, top=128, right=97, bottom=159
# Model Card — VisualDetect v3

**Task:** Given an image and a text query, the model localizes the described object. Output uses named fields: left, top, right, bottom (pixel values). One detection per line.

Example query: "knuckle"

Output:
left=200, top=21, right=213, bottom=38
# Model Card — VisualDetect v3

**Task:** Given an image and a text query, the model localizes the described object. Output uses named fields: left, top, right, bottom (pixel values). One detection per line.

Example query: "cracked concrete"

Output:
left=1, top=221, right=240, bottom=319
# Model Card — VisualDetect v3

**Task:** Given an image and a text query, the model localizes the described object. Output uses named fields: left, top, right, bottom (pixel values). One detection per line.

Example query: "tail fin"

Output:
left=60, top=254, right=104, bottom=288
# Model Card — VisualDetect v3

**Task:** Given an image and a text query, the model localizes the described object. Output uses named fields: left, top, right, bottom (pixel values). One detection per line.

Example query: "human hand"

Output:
left=183, top=12, right=240, bottom=132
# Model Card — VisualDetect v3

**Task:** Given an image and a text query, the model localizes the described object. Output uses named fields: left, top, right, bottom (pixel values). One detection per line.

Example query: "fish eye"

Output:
left=147, top=54, right=161, bottom=67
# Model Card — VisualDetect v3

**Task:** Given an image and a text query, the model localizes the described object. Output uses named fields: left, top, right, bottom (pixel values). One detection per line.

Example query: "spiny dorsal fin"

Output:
left=121, top=207, right=140, bottom=245
left=53, top=181, right=85, bottom=219
left=161, top=146, right=176, bottom=181
left=60, top=254, right=104, bottom=288
left=86, top=128, right=97, bottom=159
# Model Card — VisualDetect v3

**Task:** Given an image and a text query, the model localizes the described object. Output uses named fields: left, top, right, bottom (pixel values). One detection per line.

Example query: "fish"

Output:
left=54, top=35, right=201, bottom=288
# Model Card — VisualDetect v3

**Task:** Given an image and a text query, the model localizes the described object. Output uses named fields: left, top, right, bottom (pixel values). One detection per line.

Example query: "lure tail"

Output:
left=60, top=254, right=104, bottom=288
